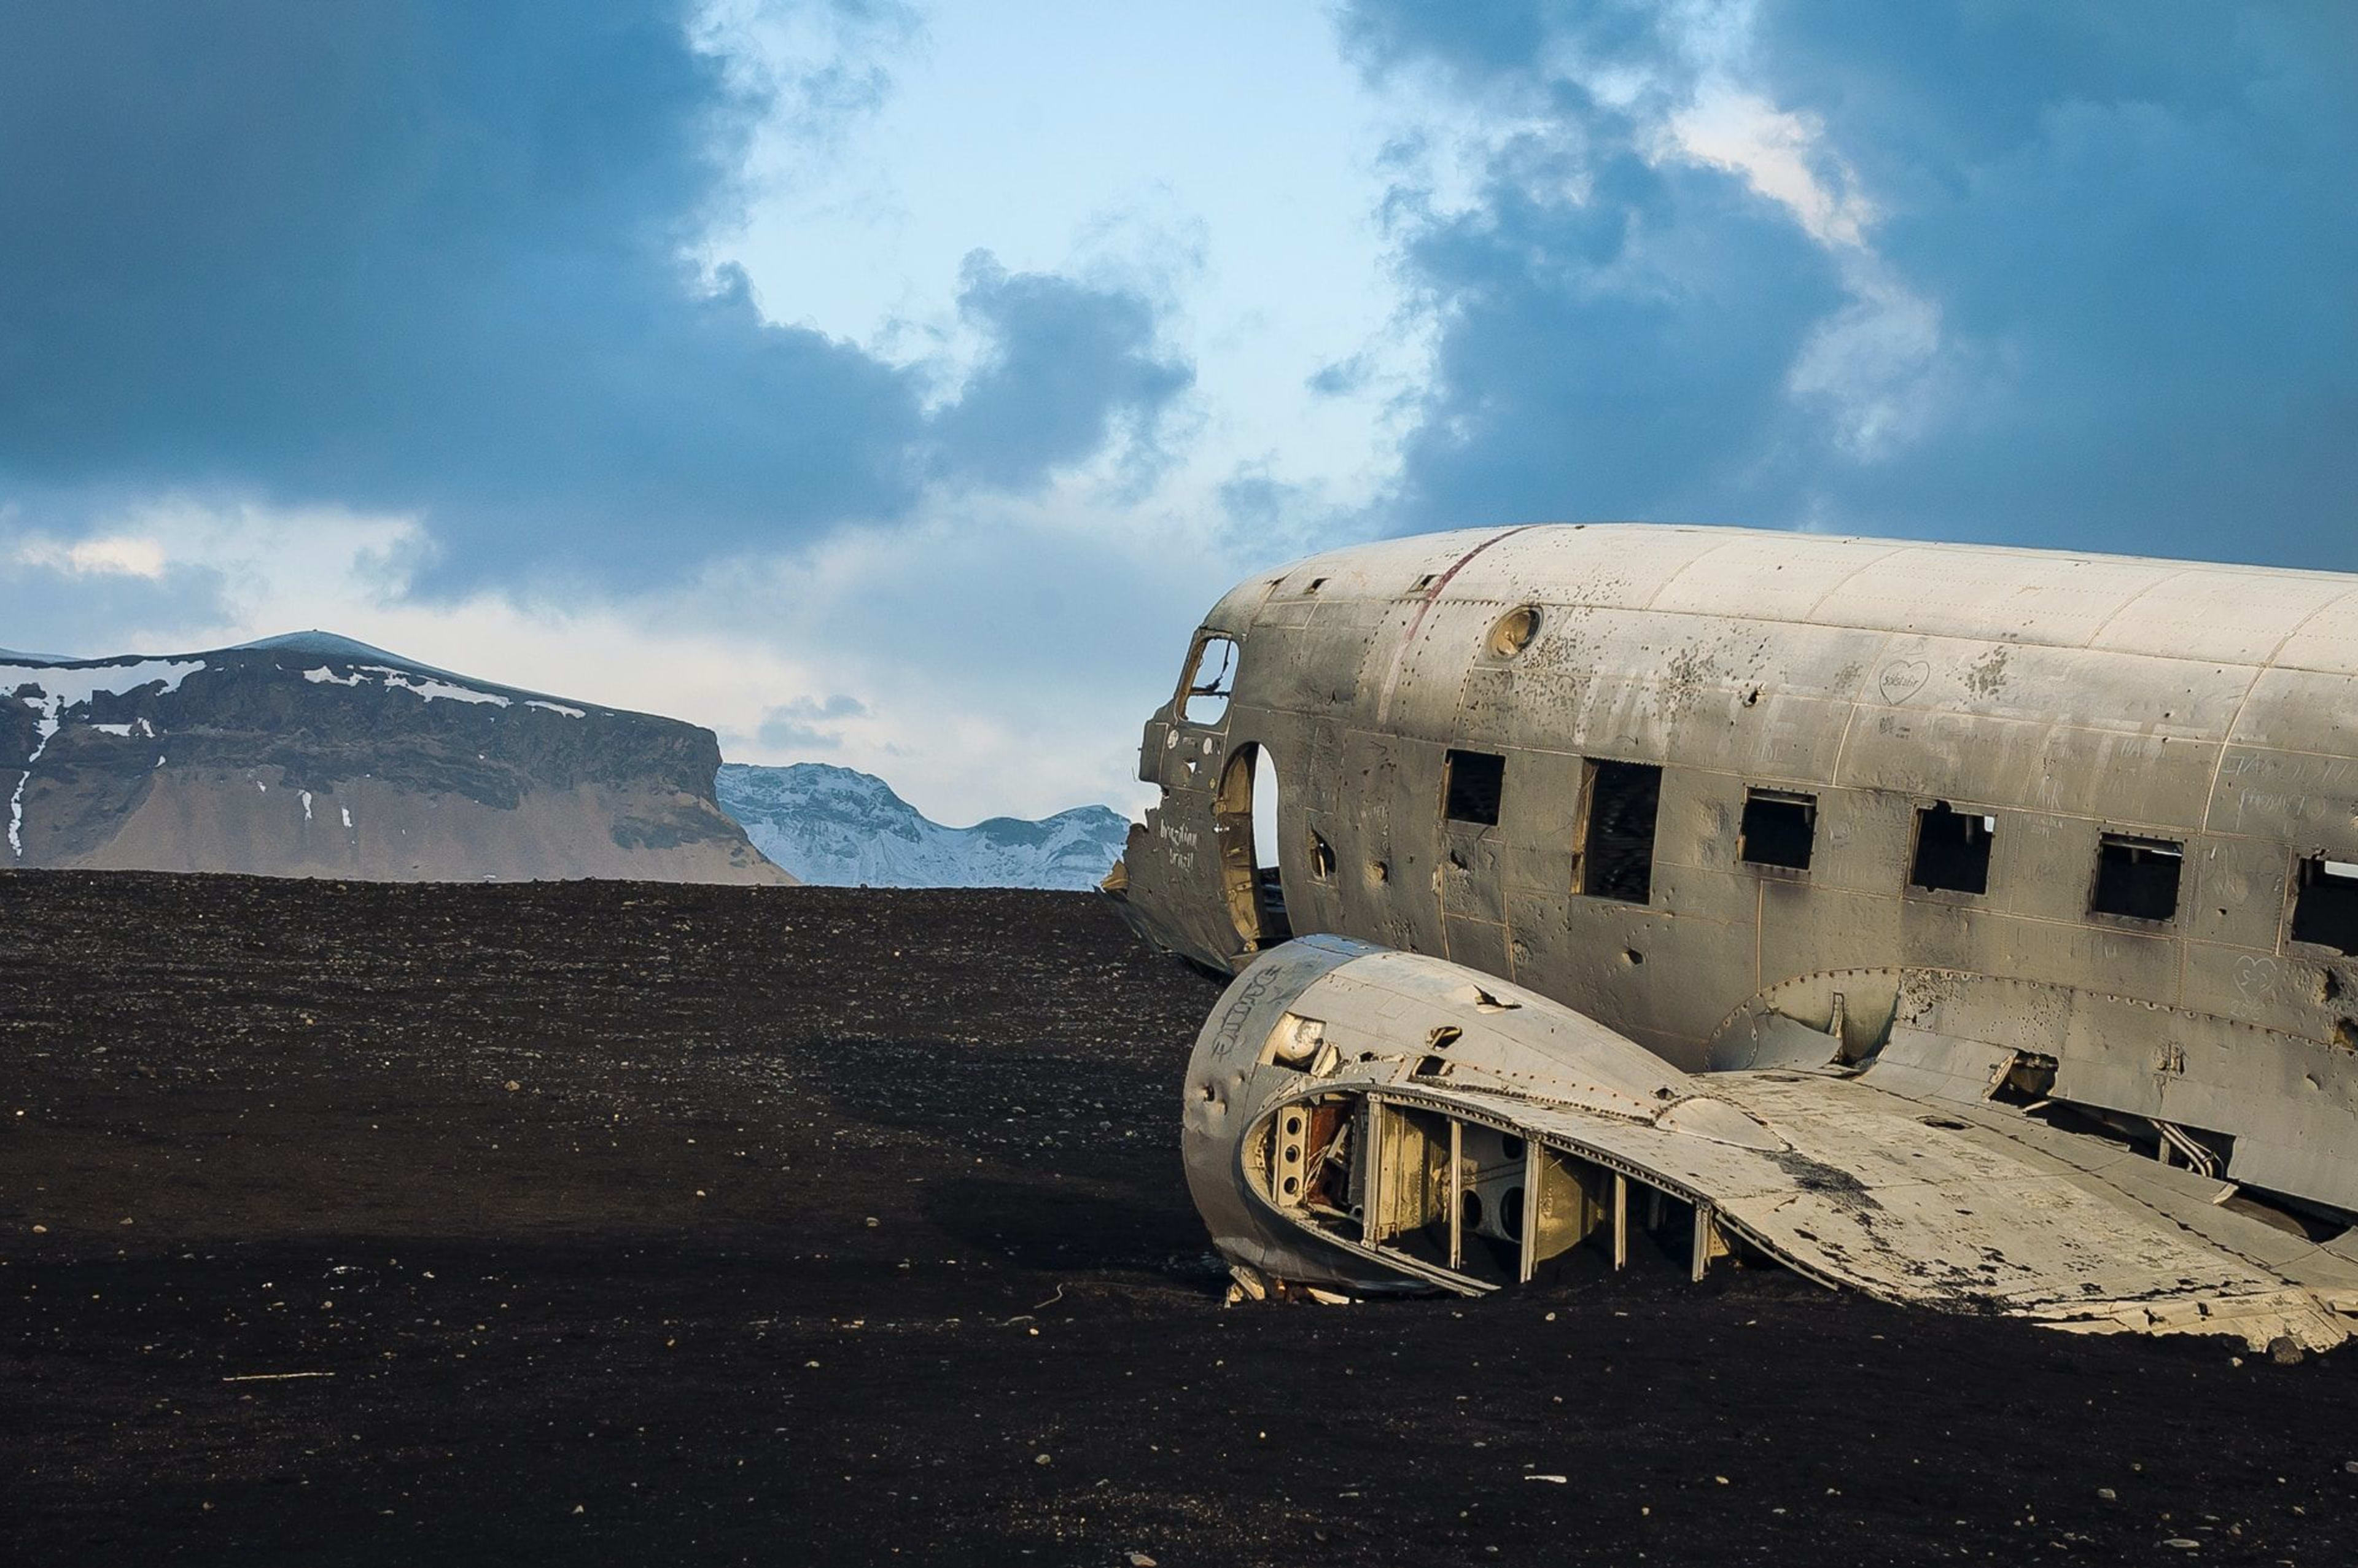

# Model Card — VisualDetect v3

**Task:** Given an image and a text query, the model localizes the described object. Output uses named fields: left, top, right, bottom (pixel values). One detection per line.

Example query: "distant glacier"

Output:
left=715, top=762, right=1129, bottom=890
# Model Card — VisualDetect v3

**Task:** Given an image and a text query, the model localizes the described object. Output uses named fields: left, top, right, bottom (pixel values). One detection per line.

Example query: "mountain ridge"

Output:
left=2, top=634, right=787, bottom=883
left=9, top=630, right=633, bottom=713
left=716, top=761, right=1127, bottom=890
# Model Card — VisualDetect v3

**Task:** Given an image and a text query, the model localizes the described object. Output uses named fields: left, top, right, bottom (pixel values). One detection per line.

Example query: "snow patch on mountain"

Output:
left=716, top=763, right=1130, bottom=890
left=4, top=658, right=209, bottom=856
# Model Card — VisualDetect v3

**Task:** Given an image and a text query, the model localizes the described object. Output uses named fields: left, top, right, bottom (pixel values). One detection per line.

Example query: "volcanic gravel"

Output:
left=5, top=870, right=2358, bottom=1566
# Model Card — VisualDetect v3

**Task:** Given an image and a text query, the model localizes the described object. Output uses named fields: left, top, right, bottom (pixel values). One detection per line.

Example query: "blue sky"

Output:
left=4, top=1, right=2352, bottom=821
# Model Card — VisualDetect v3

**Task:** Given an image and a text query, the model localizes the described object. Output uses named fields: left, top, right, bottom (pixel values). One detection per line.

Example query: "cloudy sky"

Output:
left=4, top=2, right=2352, bottom=823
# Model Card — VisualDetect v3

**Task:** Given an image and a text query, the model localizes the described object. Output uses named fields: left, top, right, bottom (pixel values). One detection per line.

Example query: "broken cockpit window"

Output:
left=1910, top=802, right=1994, bottom=896
left=2291, top=856, right=2358, bottom=955
left=1181, top=634, right=1240, bottom=726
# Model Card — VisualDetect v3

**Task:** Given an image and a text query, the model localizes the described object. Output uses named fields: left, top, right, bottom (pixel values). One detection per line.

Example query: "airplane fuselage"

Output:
left=1116, top=524, right=2358, bottom=1217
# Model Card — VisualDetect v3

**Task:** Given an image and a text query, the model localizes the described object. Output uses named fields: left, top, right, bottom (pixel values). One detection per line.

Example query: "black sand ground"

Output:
left=4, top=871, right=2356, bottom=1566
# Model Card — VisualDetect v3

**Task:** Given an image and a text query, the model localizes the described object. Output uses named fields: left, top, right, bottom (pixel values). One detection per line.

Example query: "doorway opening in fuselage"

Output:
left=1216, top=742, right=1293, bottom=953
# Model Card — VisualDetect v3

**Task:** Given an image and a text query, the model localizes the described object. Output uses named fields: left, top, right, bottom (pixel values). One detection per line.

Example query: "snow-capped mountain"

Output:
left=1, top=631, right=788, bottom=883
left=716, top=762, right=1129, bottom=890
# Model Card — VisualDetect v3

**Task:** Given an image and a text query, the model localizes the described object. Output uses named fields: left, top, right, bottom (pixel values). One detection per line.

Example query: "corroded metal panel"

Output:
left=1795, top=545, right=2179, bottom=644
left=1648, top=532, right=1910, bottom=622
left=1858, top=635, right=2248, bottom=739
left=2088, top=569, right=2356, bottom=664
left=1835, top=710, right=2220, bottom=823
left=1438, top=821, right=1505, bottom=923
left=2208, top=744, right=2358, bottom=846
left=2264, top=587, right=2358, bottom=676
left=1754, top=883, right=1903, bottom=982
left=2226, top=665, right=2358, bottom=761
left=1443, top=522, right=1716, bottom=607
left=1441, top=912, right=1511, bottom=977
left=2177, top=837, right=2295, bottom=957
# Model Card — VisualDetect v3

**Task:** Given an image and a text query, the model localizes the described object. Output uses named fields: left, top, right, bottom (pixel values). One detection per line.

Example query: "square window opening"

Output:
left=1909, top=803, right=1994, bottom=896
left=1443, top=750, right=1504, bottom=828
left=1738, top=788, right=1816, bottom=871
left=2291, top=856, right=2358, bottom=955
left=1577, top=759, right=1662, bottom=904
left=2091, top=833, right=2183, bottom=922
left=1180, top=634, right=1239, bottom=726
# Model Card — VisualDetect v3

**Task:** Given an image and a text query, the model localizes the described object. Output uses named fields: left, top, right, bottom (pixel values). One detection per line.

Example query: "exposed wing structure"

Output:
left=1188, top=937, right=2358, bottom=1349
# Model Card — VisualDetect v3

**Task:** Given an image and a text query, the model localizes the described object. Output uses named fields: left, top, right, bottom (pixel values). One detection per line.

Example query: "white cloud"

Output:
left=1786, top=257, right=1950, bottom=459
left=14, top=534, right=169, bottom=579
left=1665, top=82, right=1874, bottom=249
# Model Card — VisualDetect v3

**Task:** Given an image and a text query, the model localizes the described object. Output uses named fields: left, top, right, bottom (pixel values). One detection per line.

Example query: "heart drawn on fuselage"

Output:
left=1878, top=659, right=1931, bottom=704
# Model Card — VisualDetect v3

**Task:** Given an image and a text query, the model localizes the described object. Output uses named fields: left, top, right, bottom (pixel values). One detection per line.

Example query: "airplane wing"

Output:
left=1184, top=937, right=2358, bottom=1349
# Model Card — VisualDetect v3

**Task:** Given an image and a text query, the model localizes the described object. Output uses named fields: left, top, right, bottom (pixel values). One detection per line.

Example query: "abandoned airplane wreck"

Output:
left=1110, top=524, right=2358, bottom=1348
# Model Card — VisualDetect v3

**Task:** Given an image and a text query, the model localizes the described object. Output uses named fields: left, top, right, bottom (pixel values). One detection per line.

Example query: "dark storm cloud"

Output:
left=0, top=2, right=1189, bottom=589
left=1385, top=98, right=1847, bottom=529
left=1342, top=1, right=2358, bottom=567
left=932, top=252, right=1194, bottom=491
